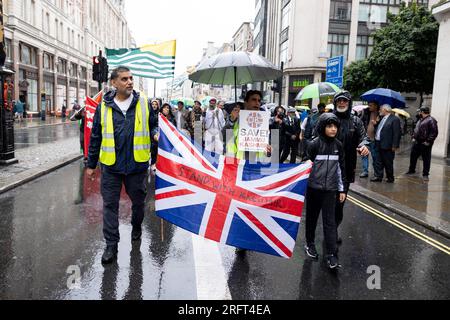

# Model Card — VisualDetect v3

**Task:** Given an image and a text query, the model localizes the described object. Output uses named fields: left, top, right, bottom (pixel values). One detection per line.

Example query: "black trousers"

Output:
left=408, top=142, right=432, bottom=176
left=150, top=142, right=158, bottom=166
left=374, top=142, right=395, bottom=180
left=280, top=139, right=299, bottom=164
left=101, top=169, right=148, bottom=246
left=305, top=187, right=338, bottom=256
left=80, top=131, right=85, bottom=156
left=335, top=182, right=349, bottom=229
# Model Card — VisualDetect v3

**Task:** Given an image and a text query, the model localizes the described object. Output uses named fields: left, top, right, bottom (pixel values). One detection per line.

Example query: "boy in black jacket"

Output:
left=304, top=113, right=346, bottom=269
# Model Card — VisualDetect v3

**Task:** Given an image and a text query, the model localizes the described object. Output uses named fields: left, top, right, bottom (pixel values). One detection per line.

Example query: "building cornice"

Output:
left=432, top=0, right=450, bottom=22
left=5, top=26, right=92, bottom=66
left=284, top=67, right=326, bottom=74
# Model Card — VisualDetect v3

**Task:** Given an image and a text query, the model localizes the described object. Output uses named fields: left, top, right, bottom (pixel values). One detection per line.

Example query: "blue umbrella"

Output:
left=361, top=88, right=406, bottom=109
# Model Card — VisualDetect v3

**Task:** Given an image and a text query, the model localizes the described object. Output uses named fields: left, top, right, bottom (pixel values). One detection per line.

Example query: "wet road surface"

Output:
left=14, top=122, right=79, bottom=150
left=0, top=161, right=448, bottom=300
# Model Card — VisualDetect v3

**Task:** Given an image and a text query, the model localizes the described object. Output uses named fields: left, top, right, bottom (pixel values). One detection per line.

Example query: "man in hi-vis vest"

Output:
left=87, top=66, right=159, bottom=264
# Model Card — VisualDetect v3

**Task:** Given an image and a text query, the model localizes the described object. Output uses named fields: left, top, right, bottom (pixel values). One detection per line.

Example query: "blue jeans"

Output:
left=361, top=141, right=379, bottom=176
left=361, top=155, right=369, bottom=174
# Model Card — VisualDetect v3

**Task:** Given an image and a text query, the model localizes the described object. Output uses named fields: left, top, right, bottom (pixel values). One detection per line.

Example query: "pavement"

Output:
left=1, top=121, right=449, bottom=239
left=351, top=137, right=450, bottom=239
left=0, top=118, right=83, bottom=194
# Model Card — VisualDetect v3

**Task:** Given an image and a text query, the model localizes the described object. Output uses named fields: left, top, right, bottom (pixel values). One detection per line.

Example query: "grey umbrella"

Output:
left=189, top=51, right=282, bottom=102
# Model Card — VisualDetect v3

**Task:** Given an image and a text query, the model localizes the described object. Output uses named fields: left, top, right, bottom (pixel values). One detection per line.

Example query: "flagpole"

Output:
left=169, top=76, right=175, bottom=102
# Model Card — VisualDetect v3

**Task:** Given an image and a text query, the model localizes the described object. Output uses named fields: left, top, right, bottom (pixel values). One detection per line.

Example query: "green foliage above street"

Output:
left=344, top=60, right=380, bottom=98
left=344, top=2, right=439, bottom=98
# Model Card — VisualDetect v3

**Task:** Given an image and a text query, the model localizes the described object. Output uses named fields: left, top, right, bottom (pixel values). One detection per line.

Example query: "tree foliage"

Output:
left=344, top=2, right=439, bottom=97
left=344, top=60, right=380, bottom=98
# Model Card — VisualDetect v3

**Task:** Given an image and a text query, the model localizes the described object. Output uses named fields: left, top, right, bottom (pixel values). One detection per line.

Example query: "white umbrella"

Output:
left=189, top=51, right=282, bottom=103
left=353, top=104, right=369, bottom=113
left=261, top=102, right=277, bottom=111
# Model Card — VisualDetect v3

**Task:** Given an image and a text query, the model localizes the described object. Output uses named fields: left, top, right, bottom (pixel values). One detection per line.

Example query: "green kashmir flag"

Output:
left=106, top=40, right=176, bottom=79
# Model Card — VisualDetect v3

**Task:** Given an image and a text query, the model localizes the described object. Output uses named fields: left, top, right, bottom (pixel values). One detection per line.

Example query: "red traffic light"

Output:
left=93, top=56, right=100, bottom=64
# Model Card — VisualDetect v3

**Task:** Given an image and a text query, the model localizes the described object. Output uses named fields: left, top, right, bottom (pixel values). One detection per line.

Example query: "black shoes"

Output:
left=101, top=244, right=118, bottom=264
left=405, top=171, right=416, bottom=175
left=423, top=176, right=430, bottom=182
left=131, top=227, right=142, bottom=241
left=326, top=254, right=340, bottom=270
left=305, top=244, right=319, bottom=260
left=370, top=177, right=383, bottom=182
left=386, top=178, right=395, bottom=183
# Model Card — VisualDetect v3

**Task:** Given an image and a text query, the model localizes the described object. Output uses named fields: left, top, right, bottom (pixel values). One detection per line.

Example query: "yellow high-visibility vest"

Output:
left=99, top=94, right=151, bottom=166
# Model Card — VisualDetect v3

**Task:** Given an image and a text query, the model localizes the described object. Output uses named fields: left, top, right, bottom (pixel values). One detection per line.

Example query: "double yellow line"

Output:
left=348, top=195, right=450, bottom=255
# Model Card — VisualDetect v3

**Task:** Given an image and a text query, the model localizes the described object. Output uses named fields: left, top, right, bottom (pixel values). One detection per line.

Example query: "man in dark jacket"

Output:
left=70, top=103, right=86, bottom=161
left=150, top=99, right=160, bottom=171
left=303, top=103, right=326, bottom=141
left=280, top=107, right=301, bottom=163
left=333, top=91, right=370, bottom=241
left=86, top=66, right=158, bottom=264
left=371, top=104, right=401, bottom=183
left=406, top=106, right=438, bottom=181
left=269, top=106, right=287, bottom=159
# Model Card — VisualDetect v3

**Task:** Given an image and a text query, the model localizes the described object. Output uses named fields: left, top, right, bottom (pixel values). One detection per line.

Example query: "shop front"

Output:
left=19, top=68, right=39, bottom=115
left=56, top=77, right=67, bottom=115
left=69, top=80, right=77, bottom=110
left=44, top=74, right=54, bottom=115
left=79, top=81, right=87, bottom=106
left=288, top=74, right=314, bottom=107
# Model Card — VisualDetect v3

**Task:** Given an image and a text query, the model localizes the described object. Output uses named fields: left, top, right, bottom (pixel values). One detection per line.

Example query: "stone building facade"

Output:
left=3, top=0, right=133, bottom=115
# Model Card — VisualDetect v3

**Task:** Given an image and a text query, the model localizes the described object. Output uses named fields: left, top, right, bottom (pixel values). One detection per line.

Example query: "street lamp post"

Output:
left=0, top=68, right=17, bottom=165
left=0, top=0, right=18, bottom=165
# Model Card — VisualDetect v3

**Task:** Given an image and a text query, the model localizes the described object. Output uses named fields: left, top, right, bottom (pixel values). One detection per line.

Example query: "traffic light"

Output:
left=240, top=84, right=248, bottom=99
left=92, top=56, right=108, bottom=82
left=101, top=57, right=109, bottom=82
left=271, top=78, right=282, bottom=93
left=92, top=56, right=101, bottom=82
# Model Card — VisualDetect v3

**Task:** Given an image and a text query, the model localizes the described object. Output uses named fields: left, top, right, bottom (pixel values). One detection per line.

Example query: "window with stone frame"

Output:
left=330, top=0, right=352, bottom=21
left=57, top=58, right=67, bottom=74
left=327, top=33, right=349, bottom=60
left=19, top=44, right=37, bottom=66
left=356, top=35, right=374, bottom=60
left=43, top=53, right=54, bottom=71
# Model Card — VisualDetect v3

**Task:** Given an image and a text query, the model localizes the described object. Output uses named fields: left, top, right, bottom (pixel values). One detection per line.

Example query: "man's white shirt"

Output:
left=114, top=94, right=134, bottom=116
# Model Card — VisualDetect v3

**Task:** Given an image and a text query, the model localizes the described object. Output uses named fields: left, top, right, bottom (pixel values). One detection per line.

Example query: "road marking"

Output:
left=191, top=234, right=231, bottom=300
left=348, top=195, right=450, bottom=255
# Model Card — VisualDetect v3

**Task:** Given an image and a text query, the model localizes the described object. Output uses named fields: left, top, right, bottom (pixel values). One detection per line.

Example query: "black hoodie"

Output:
left=305, top=113, right=346, bottom=192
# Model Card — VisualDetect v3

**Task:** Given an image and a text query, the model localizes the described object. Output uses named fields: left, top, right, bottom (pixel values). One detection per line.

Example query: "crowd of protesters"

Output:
left=87, top=67, right=438, bottom=268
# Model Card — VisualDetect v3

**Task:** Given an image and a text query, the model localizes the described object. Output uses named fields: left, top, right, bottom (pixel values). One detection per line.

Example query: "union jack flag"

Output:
left=155, top=115, right=312, bottom=258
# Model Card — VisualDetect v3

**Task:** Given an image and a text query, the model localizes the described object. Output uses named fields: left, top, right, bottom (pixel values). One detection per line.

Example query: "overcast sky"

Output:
left=124, top=0, right=255, bottom=95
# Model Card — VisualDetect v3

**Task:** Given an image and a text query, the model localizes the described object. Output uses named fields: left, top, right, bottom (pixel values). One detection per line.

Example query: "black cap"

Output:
left=333, top=91, right=352, bottom=102
left=420, top=106, right=430, bottom=114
